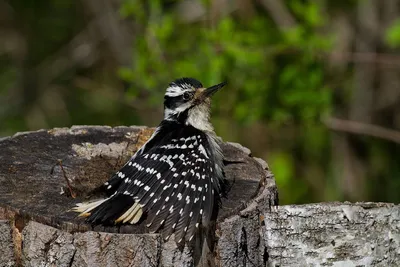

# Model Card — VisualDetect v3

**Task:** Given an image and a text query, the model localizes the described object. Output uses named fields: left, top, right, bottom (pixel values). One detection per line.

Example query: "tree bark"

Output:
left=0, top=126, right=398, bottom=266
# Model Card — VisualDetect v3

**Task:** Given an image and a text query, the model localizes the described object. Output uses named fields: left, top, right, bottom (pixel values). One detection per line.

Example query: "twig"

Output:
left=57, top=159, right=76, bottom=198
left=323, top=117, right=400, bottom=144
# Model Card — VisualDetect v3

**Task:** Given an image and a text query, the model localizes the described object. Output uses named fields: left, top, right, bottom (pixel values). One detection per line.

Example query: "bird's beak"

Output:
left=203, top=82, right=226, bottom=98
left=195, top=82, right=226, bottom=104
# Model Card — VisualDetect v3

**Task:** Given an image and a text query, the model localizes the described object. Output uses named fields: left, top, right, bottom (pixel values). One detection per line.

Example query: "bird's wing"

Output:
left=116, top=125, right=221, bottom=243
left=79, top=123, right=222, bottom=243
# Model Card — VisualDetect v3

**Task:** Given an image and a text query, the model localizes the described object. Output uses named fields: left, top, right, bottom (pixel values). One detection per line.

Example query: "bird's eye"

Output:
left=182, top=92, right=192, bottom=100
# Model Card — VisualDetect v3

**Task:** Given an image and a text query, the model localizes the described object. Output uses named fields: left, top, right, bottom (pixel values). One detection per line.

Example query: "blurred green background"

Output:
left=1, top=0, right=399, bottom=204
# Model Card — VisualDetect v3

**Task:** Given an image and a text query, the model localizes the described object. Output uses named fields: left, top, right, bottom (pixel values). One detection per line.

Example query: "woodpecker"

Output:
left=72, top=78, right=226, bottom=244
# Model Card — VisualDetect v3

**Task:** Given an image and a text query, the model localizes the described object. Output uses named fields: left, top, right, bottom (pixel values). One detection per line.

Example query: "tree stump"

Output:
left=0, top=126, right=277, bottom=267
left=0, top=126, right=399, bottom=267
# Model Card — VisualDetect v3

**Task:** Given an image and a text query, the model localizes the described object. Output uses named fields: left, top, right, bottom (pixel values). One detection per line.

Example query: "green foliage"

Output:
left=385, top=19, right=400, bottom=48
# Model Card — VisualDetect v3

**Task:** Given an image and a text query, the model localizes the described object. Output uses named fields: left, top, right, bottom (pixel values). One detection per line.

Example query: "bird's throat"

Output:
left=186, top=103, right=213, bottom=132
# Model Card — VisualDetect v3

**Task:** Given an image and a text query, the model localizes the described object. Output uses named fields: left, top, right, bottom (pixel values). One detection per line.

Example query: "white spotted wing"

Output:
left=105, top=122, right=222, bottom=243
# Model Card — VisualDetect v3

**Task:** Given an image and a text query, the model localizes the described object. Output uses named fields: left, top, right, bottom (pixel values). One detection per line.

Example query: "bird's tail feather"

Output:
left=72, top=194, right=141, bottom=225
left=114, top=202, right=143, bottom=224
left=71, top=198, right=109, bottom=217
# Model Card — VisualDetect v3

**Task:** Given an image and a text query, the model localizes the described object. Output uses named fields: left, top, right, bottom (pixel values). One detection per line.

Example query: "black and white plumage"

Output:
left=73, top=78, right=226, bottom=244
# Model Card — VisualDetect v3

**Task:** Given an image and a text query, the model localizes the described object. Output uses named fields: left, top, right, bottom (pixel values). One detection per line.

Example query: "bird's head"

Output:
left=163, top=78, right=226, bottom=131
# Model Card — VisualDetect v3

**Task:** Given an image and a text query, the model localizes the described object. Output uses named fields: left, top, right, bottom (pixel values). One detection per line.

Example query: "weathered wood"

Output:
left=0, top=220, right=15, bottom=267
left=263, top=202, right=400, bottom=266
left=1, top=126, right=398, bottom=266
left=218, top=202, right=400, bottom=266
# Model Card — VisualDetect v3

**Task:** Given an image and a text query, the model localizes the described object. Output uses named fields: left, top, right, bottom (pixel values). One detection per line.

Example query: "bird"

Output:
left=72, top=77, right=226, bottom=244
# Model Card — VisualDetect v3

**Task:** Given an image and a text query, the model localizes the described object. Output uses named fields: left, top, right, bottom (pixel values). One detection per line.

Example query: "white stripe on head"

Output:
left=165, top=85, right=193, bottom=97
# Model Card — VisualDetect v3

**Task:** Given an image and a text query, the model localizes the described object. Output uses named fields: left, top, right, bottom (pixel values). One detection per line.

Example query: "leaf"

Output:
left=385, top=19, right=400, bottom=48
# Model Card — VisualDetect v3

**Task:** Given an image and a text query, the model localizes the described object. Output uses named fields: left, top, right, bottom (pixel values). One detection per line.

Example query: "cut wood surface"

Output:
left=0, top=126, right=398, bottom=267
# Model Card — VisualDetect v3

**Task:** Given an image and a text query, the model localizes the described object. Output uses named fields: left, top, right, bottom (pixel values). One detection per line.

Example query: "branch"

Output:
left=323, top=117, right=400, bottom=144
left=329, top=51, right=400, bottom=67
